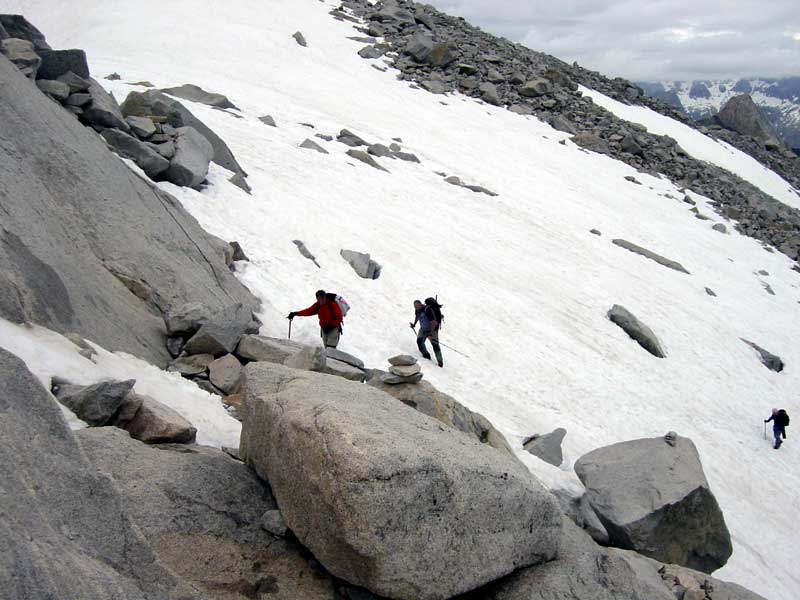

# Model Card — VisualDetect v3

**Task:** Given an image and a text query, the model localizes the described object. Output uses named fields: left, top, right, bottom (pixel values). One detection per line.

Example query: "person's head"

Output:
left=772, top=408, right=779, bottom=415
left=414, top=300, right=423, bottom=310
left=316, top=289, right=327, bottom=303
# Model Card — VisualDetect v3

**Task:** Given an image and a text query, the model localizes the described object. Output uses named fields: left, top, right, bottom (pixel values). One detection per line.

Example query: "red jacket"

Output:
left=296, top=300, right=342, bottom=328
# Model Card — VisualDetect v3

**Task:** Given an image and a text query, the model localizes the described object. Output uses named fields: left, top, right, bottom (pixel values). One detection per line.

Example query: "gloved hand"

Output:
left=287, top=312, right=296, bottom=320
left=764, top=419, right=769, bottom=423
left=322, top=325, right=334, bottom=333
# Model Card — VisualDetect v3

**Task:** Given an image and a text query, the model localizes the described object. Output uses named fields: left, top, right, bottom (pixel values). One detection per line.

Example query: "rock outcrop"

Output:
left=240, top=361, right=562, bottom=600
left=478, top=517, right=764, bottom=600
left=715, top=94, right=778, bottom=142
left=574, top=435, right=732, bottom=573
left=0, top=348, right=201, bottom=599
left=77, top=426, right=340, bottom=599
left=0, top=55, right=258, bottom=367
left=367, top=373, right=515, bottom=457
left=121, top=89, right=247, bottom=182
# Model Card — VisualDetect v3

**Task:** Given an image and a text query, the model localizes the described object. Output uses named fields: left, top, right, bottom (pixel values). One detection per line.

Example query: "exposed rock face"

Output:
left=716, top=94, right=778, bottom=142
left=77, top=427, right=338, bottom=599
left=608, top=305, right=666, bottom=358
left=574, top=435, right=733, bottom=573
left=160, top=83, right=239, bottom=110
left=240, top=362, right=562, bottom=600
left=0, top=348, right=201, bottom=599
left=367, top=374, right=515, bottom=457
left=479, top=517, right=763, bottom=600
left=0, top=55, right=258, bottom=367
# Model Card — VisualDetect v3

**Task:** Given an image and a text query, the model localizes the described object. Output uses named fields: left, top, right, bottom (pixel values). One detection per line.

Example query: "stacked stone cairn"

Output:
left=384, top=354, right=423, bottom=384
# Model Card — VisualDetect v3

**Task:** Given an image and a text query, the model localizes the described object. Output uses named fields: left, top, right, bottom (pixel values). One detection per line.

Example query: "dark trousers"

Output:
left=417, top=327, right=442, bottom=366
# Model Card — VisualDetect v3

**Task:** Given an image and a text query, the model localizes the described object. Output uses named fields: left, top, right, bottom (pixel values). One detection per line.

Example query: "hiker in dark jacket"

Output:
left=410, top=298, right=443, bottom=367
left=765, top=408, right=790, bottom=449
left=288, top=289, right=343, bottom=349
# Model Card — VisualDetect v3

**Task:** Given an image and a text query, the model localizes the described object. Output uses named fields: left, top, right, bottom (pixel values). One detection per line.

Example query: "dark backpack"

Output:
left=778, top=410, right=790, bottom=427
left=424, top=297, right=444, bottom=327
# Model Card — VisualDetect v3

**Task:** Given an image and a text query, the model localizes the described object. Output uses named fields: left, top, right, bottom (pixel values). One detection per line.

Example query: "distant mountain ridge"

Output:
left=638, top=78, right=800, bottom=149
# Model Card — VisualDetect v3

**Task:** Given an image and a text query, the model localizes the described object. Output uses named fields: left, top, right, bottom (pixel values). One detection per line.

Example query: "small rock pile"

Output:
left=163, top=302, right=259, bottom=400
left=382, top=354, right=423, bottom=384
left=52, top=377, right=196, bottom=444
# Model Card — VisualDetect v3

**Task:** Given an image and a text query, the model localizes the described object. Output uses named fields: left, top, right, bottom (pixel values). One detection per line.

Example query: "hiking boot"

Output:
left=437, top=359, right=443, bottom=368
left=422, top=354, right=432, bottom=360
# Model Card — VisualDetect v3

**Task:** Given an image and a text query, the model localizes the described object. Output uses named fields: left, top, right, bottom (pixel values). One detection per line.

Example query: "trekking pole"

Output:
left=763, top=421, right=766, bottom=440
left=410, top=324, right=471, bottom=359
left=288, top=318, right=293, bottom=340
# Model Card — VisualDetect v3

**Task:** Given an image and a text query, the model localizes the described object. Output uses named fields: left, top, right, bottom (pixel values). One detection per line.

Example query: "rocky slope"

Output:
left=1, top=2, right=799, bottom=598
left=0, top=41, right=258, bottom=367
left=639, top=78, right=800, bottom=150
left=339, top=0, right=800, bottom=263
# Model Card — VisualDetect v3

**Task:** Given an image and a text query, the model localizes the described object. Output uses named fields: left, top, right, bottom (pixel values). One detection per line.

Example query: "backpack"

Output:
left=326, top=292, right=350, bottom=318
left=778, top=410, right=790, bottom=427
left=424, top=297, right=444, bottom=327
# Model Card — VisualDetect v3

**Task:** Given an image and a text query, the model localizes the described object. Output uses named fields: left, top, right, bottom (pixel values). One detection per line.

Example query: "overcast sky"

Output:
left=425, top=0, right=800, bottom=82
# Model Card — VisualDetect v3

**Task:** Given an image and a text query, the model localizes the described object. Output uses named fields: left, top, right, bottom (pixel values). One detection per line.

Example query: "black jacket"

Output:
left=767, top=410, right=790, bottom=428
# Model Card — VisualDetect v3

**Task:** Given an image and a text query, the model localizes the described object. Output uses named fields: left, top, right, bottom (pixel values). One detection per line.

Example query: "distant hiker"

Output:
left=287, top=289, right=343, bottom=349
left=764, top=408, right=790, bottom=449
left=410, top=297, right=443, bottom=367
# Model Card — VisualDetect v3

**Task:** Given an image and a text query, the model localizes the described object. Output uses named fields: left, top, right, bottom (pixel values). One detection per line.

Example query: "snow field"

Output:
left=4, top=0, right=800, bottom=597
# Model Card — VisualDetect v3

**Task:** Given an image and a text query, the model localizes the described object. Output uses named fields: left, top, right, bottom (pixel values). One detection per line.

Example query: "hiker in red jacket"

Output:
left=287, top=289, right=343, bottom=348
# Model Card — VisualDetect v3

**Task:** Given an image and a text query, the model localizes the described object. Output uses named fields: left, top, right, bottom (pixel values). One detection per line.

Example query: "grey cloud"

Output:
left=426, top=0, right=800, bottom=81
